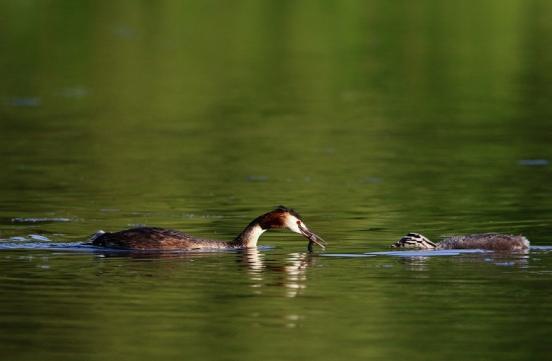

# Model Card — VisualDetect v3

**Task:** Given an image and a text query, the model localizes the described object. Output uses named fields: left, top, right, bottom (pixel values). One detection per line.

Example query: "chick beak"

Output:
left=298, top=223, right=326, bottom=250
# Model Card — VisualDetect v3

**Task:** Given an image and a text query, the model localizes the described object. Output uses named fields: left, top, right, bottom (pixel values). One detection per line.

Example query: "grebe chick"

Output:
left=90, top=206, right=325, bottom=251
left=392, top=232, right=529, bottom=251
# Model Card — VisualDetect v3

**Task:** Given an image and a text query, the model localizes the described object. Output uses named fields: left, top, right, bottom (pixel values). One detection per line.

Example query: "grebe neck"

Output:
left=231, top=221, right=266, bottom=248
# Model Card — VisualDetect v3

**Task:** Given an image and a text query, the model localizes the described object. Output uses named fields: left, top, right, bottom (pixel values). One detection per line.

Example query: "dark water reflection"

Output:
left=2, top=0, right=552, bottom=360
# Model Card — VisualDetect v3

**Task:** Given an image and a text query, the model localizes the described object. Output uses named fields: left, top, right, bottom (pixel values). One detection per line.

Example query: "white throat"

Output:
left=242, top=224, right=267, bottom=247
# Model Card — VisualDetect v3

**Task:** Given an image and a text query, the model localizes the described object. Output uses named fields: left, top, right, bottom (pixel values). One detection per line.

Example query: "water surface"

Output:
left=1, top=1, right=552, bottom=361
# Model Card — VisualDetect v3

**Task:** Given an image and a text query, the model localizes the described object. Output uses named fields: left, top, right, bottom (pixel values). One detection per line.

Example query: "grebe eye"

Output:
left=297, top=221, right=301, bottom=225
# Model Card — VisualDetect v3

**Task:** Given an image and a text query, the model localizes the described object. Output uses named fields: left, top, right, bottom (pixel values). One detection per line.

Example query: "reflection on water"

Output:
left=240, top=247, right=265, bottom=274
left=238, top=248, right=312, bottom=298
left=284, top=252, right=311, bottom=298
left=239, top=248, right=265, bottom=291
left=0, top=240, right=315, bottom=299
left=325, top=247, right=547, bottom=271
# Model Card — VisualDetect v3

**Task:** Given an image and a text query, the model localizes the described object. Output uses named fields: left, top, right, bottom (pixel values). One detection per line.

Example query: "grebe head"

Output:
left=258, top=206, right=326, bottom=249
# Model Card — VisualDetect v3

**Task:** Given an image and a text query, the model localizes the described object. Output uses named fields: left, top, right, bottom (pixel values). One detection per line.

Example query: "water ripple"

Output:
left=11, top=217, right=73, bottom=223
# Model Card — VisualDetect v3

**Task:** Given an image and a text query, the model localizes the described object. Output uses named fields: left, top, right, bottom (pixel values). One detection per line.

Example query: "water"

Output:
left=1, top=1, right=552, bottom=360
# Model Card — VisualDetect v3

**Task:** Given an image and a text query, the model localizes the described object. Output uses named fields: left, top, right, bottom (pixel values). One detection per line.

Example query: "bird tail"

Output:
left=82, top=230, right=106, bottom=245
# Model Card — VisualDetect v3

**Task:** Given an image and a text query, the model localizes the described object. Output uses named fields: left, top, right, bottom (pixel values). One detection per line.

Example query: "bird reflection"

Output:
left=93, top=246, right=316, bottom=297
left=239, top=248, right=265, bottom=289
left=237, top=248, right=315, bottom=297
left=284, top=252, right=311, bottom=297
left=396, top=249, right=530, bottom=271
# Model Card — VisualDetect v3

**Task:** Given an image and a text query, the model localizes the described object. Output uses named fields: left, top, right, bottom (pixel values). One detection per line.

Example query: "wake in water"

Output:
left=0, top=235, right=96, bottom=251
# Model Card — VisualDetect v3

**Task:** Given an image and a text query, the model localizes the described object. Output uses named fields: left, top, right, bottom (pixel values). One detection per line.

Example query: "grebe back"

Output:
left=392, top=232, right=529, bottom=251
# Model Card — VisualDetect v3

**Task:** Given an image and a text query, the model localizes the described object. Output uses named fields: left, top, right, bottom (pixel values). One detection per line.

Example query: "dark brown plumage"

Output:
left=91, top=227, right=228, bottom=250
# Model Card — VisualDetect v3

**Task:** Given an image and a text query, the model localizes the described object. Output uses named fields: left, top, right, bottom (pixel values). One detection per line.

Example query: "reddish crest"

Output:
left=274, top=205, right=303, bottom=220
left=257, top=206, right=302, bottom=230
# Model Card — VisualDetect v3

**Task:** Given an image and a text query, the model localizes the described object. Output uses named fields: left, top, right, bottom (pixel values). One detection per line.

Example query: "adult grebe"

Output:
left=391, top=232, right=529, bottom=251
left=90, top=206, right=326, bottom=251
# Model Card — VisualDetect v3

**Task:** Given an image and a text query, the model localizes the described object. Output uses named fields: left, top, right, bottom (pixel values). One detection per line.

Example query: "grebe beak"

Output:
left=298, top=223, right=326, bottom=250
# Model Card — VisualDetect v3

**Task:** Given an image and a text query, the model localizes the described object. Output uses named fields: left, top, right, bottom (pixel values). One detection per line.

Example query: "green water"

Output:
left=2, top=1, right=552, bottom=360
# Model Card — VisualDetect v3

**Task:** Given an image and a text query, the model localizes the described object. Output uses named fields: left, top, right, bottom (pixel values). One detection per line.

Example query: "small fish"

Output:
left=307, top=233, right=325, bottom=252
